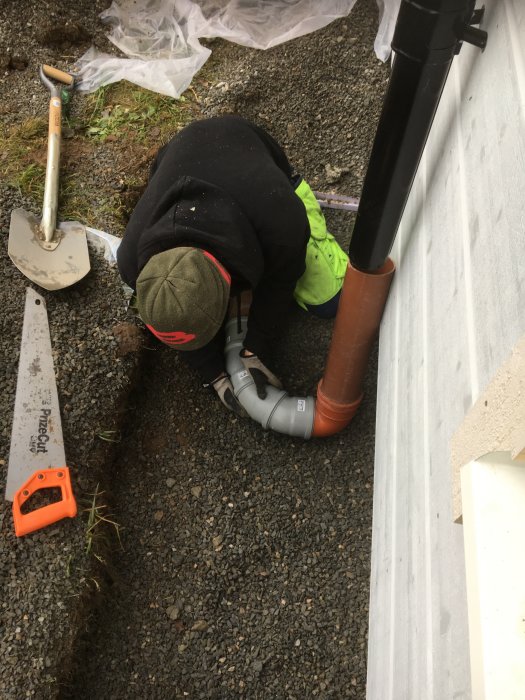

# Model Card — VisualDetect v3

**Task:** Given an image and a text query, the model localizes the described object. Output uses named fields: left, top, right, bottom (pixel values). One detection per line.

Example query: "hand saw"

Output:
left=6, top=287, right=77, bottom=537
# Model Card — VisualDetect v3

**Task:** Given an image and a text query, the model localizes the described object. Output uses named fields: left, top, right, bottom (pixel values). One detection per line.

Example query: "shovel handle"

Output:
left=48, top=95, right=62, bottom=137
left=12, top=467, right=77, bottom=537
left=40, top=95, right=62, bottom=244
left=42, top=64, right=74, bottom=86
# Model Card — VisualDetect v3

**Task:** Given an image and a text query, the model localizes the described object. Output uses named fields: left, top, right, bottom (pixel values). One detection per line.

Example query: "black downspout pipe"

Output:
left=311, top=0, right=488, bottom=436
left=348, top=0, right=487, bottom=272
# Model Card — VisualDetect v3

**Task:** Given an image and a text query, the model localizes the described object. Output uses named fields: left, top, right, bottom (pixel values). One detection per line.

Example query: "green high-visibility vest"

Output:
left=293, top=178, right=349, bottom=310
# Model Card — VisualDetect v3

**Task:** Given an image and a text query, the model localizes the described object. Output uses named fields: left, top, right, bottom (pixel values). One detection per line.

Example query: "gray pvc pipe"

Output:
left=224, top=318, right=315, bottom=439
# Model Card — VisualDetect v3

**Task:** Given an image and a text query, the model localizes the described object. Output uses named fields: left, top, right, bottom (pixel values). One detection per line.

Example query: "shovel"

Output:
left=8, top=64, right=90, bottom=291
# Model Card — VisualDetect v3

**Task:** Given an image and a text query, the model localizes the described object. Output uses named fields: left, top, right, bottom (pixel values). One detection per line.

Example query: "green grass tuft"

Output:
left=84, top=483, right=122, bottom=558
left=82, top=81, right=193, bottom=143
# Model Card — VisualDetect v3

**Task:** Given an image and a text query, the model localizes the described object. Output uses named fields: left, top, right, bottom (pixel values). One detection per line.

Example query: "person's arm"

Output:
left=181, top=330, right=226, bottom=384
left=244, top=242, right=307, bottom=362
left=239, top=256, right=304, bottom=400
left=181, top=331, right=246, bottom=416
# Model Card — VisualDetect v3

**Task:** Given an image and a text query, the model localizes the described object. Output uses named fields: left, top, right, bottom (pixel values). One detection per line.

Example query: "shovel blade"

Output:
left=8, top=208, right=91, bottom=291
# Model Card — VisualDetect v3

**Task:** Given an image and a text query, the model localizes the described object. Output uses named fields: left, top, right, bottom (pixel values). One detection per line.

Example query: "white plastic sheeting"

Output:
left=375, top=0, right=401, bottom=61
left=76, top=0, right=401, bottom=98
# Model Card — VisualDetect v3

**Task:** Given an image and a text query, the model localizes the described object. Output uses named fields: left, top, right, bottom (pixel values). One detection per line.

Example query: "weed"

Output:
left=85, top=84, right=112, bottom=125
left=68, top=569, right=102, bottom=595
left=58, top=176, right=125, bottom=229
left=11, top=163, right=45, bottom=200
left=96, top=429, right=121, bottom=443
left=84, top=484, right=122, bottom=557
left=14, top=117, right=48, bottom=141
left=89, top=576, right=102, bottom=592
left=0, top=117, right=47, bottom=199
left=82, top=81, right=193, bottom=143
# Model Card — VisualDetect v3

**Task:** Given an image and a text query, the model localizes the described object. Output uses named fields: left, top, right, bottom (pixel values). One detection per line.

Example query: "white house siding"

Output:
left=367, top=2, right=525, bottom=699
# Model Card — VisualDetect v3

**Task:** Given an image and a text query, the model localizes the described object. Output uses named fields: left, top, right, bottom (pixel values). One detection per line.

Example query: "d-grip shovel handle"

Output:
left=12, top=467, right=77, bottom=537
left=42, top=64, right=74, bottom=86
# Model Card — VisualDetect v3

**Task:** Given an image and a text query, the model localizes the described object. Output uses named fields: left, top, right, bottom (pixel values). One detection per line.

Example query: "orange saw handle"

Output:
left=12, top=468, right=77, bottom=537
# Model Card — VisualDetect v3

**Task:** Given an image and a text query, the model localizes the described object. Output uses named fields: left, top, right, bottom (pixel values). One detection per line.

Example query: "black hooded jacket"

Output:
left=117, top=115, right=309, bottom=382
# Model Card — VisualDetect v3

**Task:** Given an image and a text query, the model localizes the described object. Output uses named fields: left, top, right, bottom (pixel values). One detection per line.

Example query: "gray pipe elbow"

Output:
left=224, top=318, right=314, bottom=439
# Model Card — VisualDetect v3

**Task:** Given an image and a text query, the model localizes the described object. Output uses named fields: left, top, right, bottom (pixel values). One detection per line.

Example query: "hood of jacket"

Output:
left=119, top=175, right=264, bottom=290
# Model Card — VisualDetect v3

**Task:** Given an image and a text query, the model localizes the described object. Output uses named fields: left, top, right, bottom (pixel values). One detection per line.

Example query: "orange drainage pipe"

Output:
left=312, top=258, right=395, bottom=437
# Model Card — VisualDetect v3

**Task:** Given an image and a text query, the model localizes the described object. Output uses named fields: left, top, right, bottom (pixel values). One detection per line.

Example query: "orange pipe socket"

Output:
left=313, top=258, right=395, bottom=437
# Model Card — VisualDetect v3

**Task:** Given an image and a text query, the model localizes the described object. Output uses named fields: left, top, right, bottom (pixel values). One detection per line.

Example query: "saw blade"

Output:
left=6, top=288, right=66, bottom=501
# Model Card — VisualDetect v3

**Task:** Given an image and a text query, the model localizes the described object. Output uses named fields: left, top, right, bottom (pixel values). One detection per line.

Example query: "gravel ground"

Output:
left=0, top=3, right=142, bottom=697
left=0, top=1, right=389, bottom=698
left=0, top=191, right=142, bottom=698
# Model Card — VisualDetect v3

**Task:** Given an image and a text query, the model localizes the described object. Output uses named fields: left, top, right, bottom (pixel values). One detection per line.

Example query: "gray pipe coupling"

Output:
left=224, top=318, right=314, bottom=439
